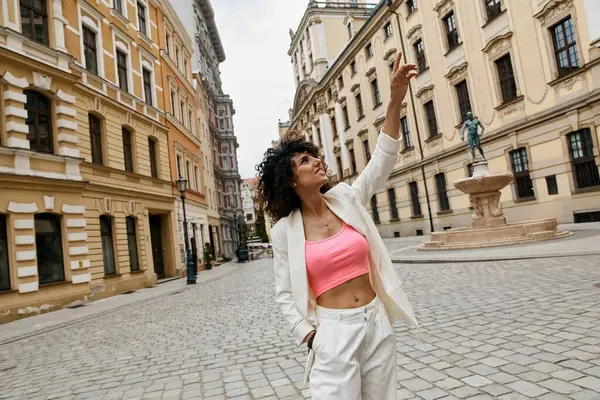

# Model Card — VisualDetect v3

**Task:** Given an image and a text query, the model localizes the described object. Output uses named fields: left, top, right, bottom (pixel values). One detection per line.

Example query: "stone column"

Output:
left=334, top=102, right=349, bottom=169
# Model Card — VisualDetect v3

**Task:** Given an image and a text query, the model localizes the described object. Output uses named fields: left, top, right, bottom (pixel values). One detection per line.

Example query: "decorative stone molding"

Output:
left=44, top=196, right=55, bottom=210
left=32, top=72, right=52, bottom=91
left=18, top=281, right=39, bottom=293
left=15, top=235, right=35, bottom=245
left=68, top=232, right=88, bottom=242
left=62, top=204, right=85, bottom=214
left=69, top=246, right=89, bottom=256
left=552, top=71, right=586, bottom=93
left=66, top=218, right=86, bottom=228
left=102, top=197, right=114, bottom=215
left=534, top=0, right=573, bottom=25
left=16, top=250, right=36, bottom=261
left=434, top=0, right=453, bottom=16
left=365, top=67, right=377, bottom=78
left=17, top=266, right=37, bottom=278
left=56, top=89, right=75, bottom=104
left=357, top=128, right=369, bottom=139
left=416, top=85, right=435, bottom=101
left=383, top=49, right=397, bottom=61
left=483, top=32, right=513, bottom=57
left=445, top=62, right=469, bottom=84
left=350, top=83, right=361, bottom=93
left=70, top=259, right=90, bottom=270
left=3, top=71, right=29, bottom=88
left=14, top=219, right=34, bottom=230
left=72, top=273, right=91, bottom=284
left=406, top=25, right=422, bottom=41
left=345, top=137, right=354, bottom=148
left=308, top=16, right=322, bottom=26
left=333, top=145, right=341, bottom=154
left=373, top=115, right=386, bottom=127
left=7, top=202, right=38, bottom=213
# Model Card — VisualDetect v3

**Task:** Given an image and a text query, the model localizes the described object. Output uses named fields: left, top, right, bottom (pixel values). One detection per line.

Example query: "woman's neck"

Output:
left=300, top=191, right=328, bottom=218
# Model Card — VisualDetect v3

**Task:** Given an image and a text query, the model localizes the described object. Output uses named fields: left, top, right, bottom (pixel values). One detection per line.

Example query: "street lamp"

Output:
left=176, top=175, right=196, bottom=284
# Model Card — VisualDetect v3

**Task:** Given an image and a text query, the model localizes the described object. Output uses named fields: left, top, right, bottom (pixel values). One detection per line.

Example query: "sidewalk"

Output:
left=0, top=261, right=247, bottom=346
left=387, top=222, right=600, bottom=263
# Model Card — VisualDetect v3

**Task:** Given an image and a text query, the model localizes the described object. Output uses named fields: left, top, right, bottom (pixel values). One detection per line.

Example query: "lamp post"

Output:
left=176, top=175, right=196, bottom=284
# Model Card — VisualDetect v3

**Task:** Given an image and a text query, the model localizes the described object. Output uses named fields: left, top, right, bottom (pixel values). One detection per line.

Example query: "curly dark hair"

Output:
left=255, top=133, right=331, bottom=222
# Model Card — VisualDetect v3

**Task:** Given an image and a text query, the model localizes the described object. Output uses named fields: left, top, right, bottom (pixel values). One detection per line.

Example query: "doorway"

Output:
left=149, top=214, right=165, bottom=279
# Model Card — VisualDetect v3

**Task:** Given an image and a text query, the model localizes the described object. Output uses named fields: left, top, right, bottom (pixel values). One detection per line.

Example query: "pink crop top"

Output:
left=305, top=223, right=370, bottom=298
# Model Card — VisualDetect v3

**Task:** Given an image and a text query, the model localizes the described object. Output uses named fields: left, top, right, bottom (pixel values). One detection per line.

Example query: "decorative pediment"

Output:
left=357, top=128, right=369, bottom=139
left=328, top=107, right=336, bottom=117
left=482, top=32, right=513, bottom=57
left=373, top=115, right=385, bottom=127
left=383, top=48, right=397, bottom=61
left=365, top=67, right=377, bottom=77
left=416, top=84, right=435, bottom=101
left=308, top=16, right=322, bottom=26
left=292, top=79, right=319, bottom=119
left=333, top=145, right=341, bottom=154
left=338, top=96, right=347, bottom=105
left=406, top=25, right=422, bottom=41
left=434, top=0, right=453, bottom=15
left=350, top=83, right=361, bottom=93
left=534, top=0, right=573, bottom=25
left=345, top=137, right=354, bottom=148
left=445, top=62, right=469, bottom=84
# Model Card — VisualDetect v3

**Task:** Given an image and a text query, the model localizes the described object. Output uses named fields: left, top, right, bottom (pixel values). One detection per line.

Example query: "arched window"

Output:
left=24, top=90, right=53, bottom=153
left=20, top=0, right=49, bottom=45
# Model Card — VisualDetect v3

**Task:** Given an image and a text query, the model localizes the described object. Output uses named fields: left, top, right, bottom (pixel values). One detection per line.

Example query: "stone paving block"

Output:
left=507, top=380, right=549, bottom=397
left=462, top=375, right=493, bottom=388
left=400, top=377, right=433, bottom=392
left=416, top=387, right=448, bottom=400
left=573, top=376, right=600, bottom=392
left=449, top=385, right=480, bottom=398
left=480, top=383, right=512, bottom=396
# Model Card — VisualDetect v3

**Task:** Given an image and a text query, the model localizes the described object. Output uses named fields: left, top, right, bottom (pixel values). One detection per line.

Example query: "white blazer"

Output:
left=271, top=131, right=419, bottom=349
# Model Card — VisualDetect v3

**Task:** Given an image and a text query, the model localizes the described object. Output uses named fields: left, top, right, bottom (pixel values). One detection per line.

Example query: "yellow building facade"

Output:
left=0, top=0, right=183, bottom=322
left=282, top=0, right=600, bottom=237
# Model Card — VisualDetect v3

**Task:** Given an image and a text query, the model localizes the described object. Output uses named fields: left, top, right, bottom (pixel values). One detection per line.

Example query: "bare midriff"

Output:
left=316, top=273, right=376, bottom=309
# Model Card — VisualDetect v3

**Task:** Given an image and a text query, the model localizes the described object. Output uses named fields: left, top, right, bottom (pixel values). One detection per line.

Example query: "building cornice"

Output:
left=158, top=0, right=193, bottom=52
left=196, top=0, right=226, bottom=62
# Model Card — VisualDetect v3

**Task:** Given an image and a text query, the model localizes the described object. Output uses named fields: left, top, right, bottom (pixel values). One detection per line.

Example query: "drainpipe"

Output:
left=387, top=0, right=435, bottom=234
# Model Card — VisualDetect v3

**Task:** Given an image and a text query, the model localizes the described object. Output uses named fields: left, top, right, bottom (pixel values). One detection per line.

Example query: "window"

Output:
left=414, top=39, right=426, bottom=71
left=510, top=148, right=535, bottom=199
left=443, top=11, right=459, bottom=51
left=246, top=214, right=253, bottom=221
left=180, top=101, right=185, bottom=122
left=424, top=100, right=438, bottom=138
left=546, top=175, right=559, bottom=195
left=186, top=161, right=191, bottom=185
left=406, top=0, right=416, bottom=14
left=218, top=111, right=225, bottom=130
left=122, top=128, right=134, bottom=172
left=362, top=138, right=371, bottom=162
left=365, top=43, right=374, bottom=58
left=176, top=154, right=182, bottom=177
left=170, top=90, right=176, bottom=115
left=349, top=148, right=357, bottom=174
left=0, top=215, right=10, bottom=292
left=20, top=0, right=49, bottom=45
left=82, top=26, right=98, bottom=75
left=338, top=76, right=344, bottom=89
left=100, top=216, right=116, bottom=275
left=148, top=137, right=158, bottom=178
left=355, top=93, right=364, bottom=119
left=371, top=79, right=382, bottom=107
left=342, top=105, right=350, bottom=129
left=401, top=117, right=413, bottom=149
left=435, top=173, right=451, bottom=211
left=331, top=116, right=338, bottom=138
left=184, top=59, right=188, bottom=78
left=485, top=0, right=502, bottom=20
left=189, top=110, right=193, bottom=132
left=347, top=23, right=353, bottom=39
left=137, top=1, right=147, bottom=36
left=176, top=47, right=180, bottom=68
left=165, top=32, right=171, bottom=55
left=24, top=91, right=52, bottom=153
left=496, top=54, right=518, bottom=103
left=315, top=126, right=321, bottom=146
left=552, top=17, right=579, bottom=77
left=568, top=129, right=600, bottom=189
left=35, top=213, right=65, bottom=285
left=467, top=162, right=474, bottom=177
left=327, top=88, right=332, bottom=102
left=116, top=50, right=128, bottom=92
left=350, top=61, right=357, bottom=76
left=336, top=156, right=343, bottom=179
left=194, top=166, right=200, bottom=191
left=388, top=188, right=398, bottom=220
left=409, top=181, right=422, bottom=216
left=126, top=217, right=139, bottom=272
left=371, top=196, right=380, bottom=223
left=89, top=114, right=103, bottom=165
left=455, top=80, right=472, bottom=123
left=384, top=22, right=393, bottom=39
left=142, top=68, right=152, bottom=106
left=113, top=0, right=123, bottom=14
left=416, top=229, right=424, bottom=236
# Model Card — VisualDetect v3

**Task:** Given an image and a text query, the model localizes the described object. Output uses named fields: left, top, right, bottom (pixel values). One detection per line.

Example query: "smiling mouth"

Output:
left=315, top=168, right=324, bottom=175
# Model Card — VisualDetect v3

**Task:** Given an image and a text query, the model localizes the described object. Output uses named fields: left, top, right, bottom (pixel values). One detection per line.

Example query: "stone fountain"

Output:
left=423, top=114, right=570, bottom=250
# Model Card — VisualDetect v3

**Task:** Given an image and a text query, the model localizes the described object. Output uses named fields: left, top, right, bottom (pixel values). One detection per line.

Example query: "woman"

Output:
left=255, top=52, right=419, bottom=400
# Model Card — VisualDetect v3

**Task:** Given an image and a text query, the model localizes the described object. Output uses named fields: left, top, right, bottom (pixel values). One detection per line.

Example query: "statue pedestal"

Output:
left=422, top=161, right=571, bottom=250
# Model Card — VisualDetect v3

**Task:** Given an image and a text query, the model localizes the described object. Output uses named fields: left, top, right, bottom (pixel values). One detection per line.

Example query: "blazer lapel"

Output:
left=323, top=190, right=367, bottom=237
left=287, top=209, right=309, bottom=316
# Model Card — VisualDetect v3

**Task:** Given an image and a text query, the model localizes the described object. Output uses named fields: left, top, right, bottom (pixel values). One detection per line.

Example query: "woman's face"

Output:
left=292, top=152, right=329, bottom=192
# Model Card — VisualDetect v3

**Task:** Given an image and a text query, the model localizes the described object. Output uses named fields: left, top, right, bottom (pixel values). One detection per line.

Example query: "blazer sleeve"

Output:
left=272, top=223, right=315, bottom=346
left=351, top=130, right=402, bottom=206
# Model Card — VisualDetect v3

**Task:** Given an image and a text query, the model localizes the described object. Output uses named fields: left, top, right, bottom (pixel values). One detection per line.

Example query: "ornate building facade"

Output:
left=280, top=0, right=600, bottom=237
left=171, top=0, right=243, bottom=259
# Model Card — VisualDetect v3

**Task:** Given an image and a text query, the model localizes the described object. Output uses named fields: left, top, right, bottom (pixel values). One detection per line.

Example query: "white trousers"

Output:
left=308, top=296, right=397, bottom=400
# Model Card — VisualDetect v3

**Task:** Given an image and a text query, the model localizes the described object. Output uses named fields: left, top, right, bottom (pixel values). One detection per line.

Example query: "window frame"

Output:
left=350, top=61, right=357, bottom=76
left=406, top=0, right=417, bottom=14
left=362, top=138, right=371, bottom=163
left=370, top=195, right=380, bottom=224
left=401, top=116, right=413, bottom=149
left=510, top=148, right=536, bottom=200
left=388, top=188, right=399, bottom=220
left=148, top=137, right=158, bottom=178
left=20, top=0, right=49, bottom=46
left=355, top=92, right=365, bottom=120
left=100, top=215, right=116, bottom=275
left=567, top=129, right=600, bottom=190
left=122, top=128, right=134, bottom=173
left=435, top=173, right=451, bottom=211
left=484, top=0, right=502, bottom=21
left=82, top=24, right=99, bottom=75
left=443, top=10, right=460, bottom=51
left=142, top=68, right=153, bottom=106
left=414, top=38, right=427, bottom=71
left=342, top=105, right=350, bottom=130
left=137, top=0, right=148, bottom=37
left=35, top=213, right=65, bottom=285
left=551, top=17, right=580, bottom=77
left=349, top=148, right=357, bottom=174
left=409, top=181, right=422, bottom=217
left=365, top=42, right=374, bottom=59
left=424, top=100, right=439, bottom=138
left=113, top=0, right=123, bottom=15
left=116, top=49, right=129, bottom=92
left=336, top=155, right=343, bottom=179
left=24, top=90, right=53, bottom=154
left=89, top=114, right=103, bottom=165
left=495, top=54, right=518, bottom=104
left=370, top=78, right=382, bottom=108
left=126, top=216, right=139, bottom=272
left=384, top=22, right=393, bottom=39
left=0, top=214, right=10, bottom=292
left=455, top=80, right=472, bottom=123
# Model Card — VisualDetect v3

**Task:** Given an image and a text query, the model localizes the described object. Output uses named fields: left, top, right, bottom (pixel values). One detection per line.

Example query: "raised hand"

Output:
left=390, top=51, right=418, bottom=105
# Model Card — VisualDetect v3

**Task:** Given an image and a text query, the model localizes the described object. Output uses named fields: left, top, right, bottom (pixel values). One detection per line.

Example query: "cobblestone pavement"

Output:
left=1, top=256, right=600, bottom=400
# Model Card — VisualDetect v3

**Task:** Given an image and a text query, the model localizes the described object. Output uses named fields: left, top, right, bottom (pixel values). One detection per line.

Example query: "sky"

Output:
left=211, top=0, right=307, bottom=179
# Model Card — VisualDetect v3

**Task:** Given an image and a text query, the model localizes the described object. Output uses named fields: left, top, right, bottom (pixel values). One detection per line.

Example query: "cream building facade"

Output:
left=281, top=0, right=600, bottom=237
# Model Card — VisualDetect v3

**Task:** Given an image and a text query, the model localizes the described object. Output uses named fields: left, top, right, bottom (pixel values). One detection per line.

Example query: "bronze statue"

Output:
left=461, top=112, right=486, bottom=162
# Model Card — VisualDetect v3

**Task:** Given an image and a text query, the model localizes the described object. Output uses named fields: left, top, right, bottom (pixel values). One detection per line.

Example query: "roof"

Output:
left=196, top=0, right=226, bottom=63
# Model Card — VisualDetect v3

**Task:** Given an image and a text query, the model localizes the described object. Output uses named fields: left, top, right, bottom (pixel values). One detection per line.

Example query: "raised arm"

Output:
left=352, top=52, right=418, bottom=205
